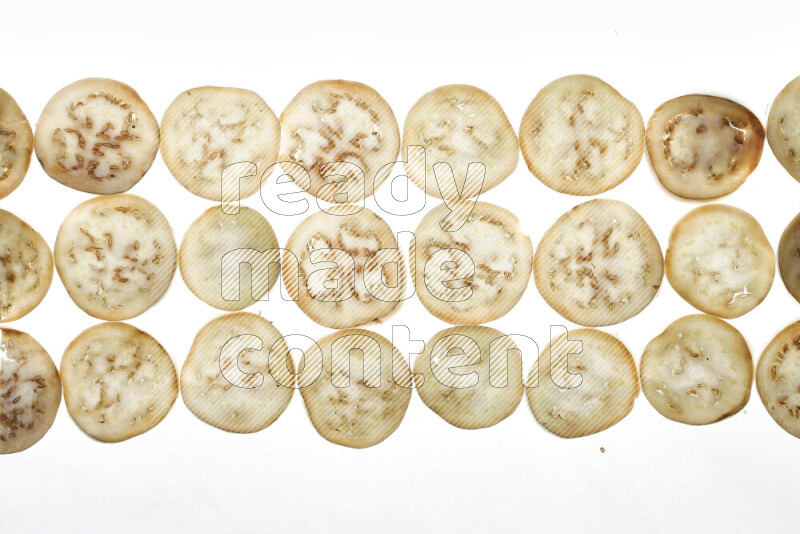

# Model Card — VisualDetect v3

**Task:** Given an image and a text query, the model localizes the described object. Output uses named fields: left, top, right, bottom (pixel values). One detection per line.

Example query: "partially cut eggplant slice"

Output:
left=757, top=320, right=800, bottom=439
left=0, top=209, right=53, bottom=322
left=768, top=75, right=800, bottom=183
left=0, top=329, right=61, bottom=454
left=0, top=88, right=33, bottom=200
left=777, top=211, right=800, bottom=305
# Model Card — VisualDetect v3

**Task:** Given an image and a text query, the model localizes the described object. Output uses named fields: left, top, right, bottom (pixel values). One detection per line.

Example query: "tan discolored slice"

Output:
left=641, top=314, right=752, bottom=425
left=181, top=312, right=294, bottom=434
left=179, top=207, right=279, bottom=311
left=665, top=204, right=774, bottom=319
left=0, top=210, right=53, bottom=322
left=283, top=205, right=405, bottom=329
left=279, top=80, right=400, bottom=203
left=402, top=85, right=518, bottom=199
left=646, top=95, right=764, bottom=199
left=534, top=199, right=663, bottom=327
left=161, top=86, right=280, bottom=201
left=61, top=322, right=178, bottom=443
left=768, top=75, right=800, bottom=183
left=0, top=329, right=61, bottom=454
left=778, top=211, right=800, bottom=304
left=300, top=329, right=412, bottom=448
left=757, top=321, right=800, bottom=438
left=54, top=194, right=177, bottom=320
left=35, top=78, right=160, bottom=194
left=415, top=326, right=523, bottom=429
left=519, top=75, right=644, bottom=196
left=0, top=88, right=33, bottom=199
left=411, top=201, right=533, bottom=325
left=527, top=328, right=638, bottom=438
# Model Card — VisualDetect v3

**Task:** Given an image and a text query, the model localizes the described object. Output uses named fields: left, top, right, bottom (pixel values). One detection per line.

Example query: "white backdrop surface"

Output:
left=3, top=1, right=799, bottom=532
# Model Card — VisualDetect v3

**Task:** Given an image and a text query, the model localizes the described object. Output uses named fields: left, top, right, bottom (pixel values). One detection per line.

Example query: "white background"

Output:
left=3, top=0, right=799, bottom=532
